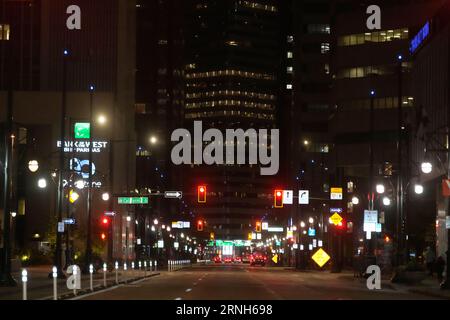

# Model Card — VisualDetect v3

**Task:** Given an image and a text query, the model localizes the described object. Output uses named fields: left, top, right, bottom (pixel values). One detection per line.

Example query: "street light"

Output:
left=376, top=184, right=385, bottom=194
left=38, top=178, right=47, bottom=189
left=414, top=184, right=424, bottom=195
left=102, top=192, right=110, bottom=201
left=421, top=162, right=433, bottom=174
left=97, top=115, right=107, bottom=125
left=300, top=222, right=306, bottom=228
left=150, top=136, right=158, bottom=145
left=352, top=196, right=360, bottom=205
left=308, top=217, right=314, bottom=224
left=153, top=219, right=159, bottom=225
left=383, top=197, right=391, bottom=206
left=28, top=160, right=39, bottom=173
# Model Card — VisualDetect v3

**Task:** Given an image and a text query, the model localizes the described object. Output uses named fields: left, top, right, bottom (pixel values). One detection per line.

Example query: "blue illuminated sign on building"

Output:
left=410, top=21, right=430, bottom=54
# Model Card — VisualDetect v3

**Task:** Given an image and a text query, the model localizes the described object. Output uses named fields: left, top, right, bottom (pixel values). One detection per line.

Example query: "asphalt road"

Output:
left=79, top=264, right=438, bottom=300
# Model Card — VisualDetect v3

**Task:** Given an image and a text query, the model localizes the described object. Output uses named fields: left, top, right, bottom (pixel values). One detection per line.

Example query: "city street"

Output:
left=79, top=264, right=438, bottom=300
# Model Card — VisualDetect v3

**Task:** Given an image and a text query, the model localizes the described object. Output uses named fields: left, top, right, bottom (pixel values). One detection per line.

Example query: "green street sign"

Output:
left=118, top=197, right=149, bottom=205
left=74, top=122, right=91, bottom=139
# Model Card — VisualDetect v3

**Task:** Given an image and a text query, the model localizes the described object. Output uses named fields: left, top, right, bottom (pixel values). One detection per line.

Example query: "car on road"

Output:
left=224, top=257, right=233, bottom=264
left=250, top=254, right=267, bottom=266
left=242, top=255, right=251, bottom=264
left=213, top=256, right=222, bottom=264
left=234, top=256, right=242, bottom=263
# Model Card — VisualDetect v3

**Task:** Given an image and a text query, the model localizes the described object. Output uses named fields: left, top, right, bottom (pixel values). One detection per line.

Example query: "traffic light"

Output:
left=274, top=190, right=283, bottom=208
left=210, top=232, right=215, bottom=240
left=69, top=189, right=79, bottom=204
left=255, top=221, right=261, bottom=233
left=101, top=216, right=110, bottom=226
left=198, top=185, right=207, bottom=203
left=197, top=220, right=204, bottom=232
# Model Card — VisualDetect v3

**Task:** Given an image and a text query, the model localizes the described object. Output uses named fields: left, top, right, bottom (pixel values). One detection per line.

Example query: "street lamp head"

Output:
left=97, top=114, right=107, bottom=125
left=308, top=217, right=314, bottom=224
left=28, top=160, right=39, bottom=173
left=397, top=54, right=403, bottom=61
left=89, top=85, right=95, bottom=92
left=153, top=219, right=159, bottom=225
left=300, top=221, right=306, bottom=228
left=421, top=162, right=432, bottom=174
left=351, top=196, right=360, bottom=205
left=376, top=184, right=385, bottom=194
left=126, top=215, right=132, bottom=222
left=150, top=136, right=158, bottom=145
left=38, top=178, right=47, bottom=189
left=414, top=184, right=424, bottom=195
left=370, top=90, right=376, bottom=96
left=382, top=197, right=391, bottom=206
left=63, top=49, right=69, bottom=56
left=102, top=192, right=110, bottom=201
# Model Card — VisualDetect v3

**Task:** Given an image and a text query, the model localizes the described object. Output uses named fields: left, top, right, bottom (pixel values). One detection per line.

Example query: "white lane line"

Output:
left=186, top=288, right=192, bottom=292
left=175, top=297, right=182, bottom=300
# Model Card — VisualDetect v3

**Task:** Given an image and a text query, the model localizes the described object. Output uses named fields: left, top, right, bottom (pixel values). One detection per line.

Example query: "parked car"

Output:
left=234, top=256, right=242, bottom=263
left=213, top=256, right=222, bottom=264
left=250, top=253, right=267, bottom=266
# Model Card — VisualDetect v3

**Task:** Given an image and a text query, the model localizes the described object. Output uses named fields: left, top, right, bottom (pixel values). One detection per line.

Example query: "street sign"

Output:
left=330, top=187, right=343, bottom=200
left=364, top=210, right=378, bottom=232
left=299, top=190, right=309, bottom=205
left=268, top=227, right=284, bottom=233
left=446, top=216, right=450, bottom=229
left=283, top=190, right=293, bottom=205
left=308, top=228, right=316, bottom=237
left=63, top=218, right=76, bottom=225
left=330, top=208, right=343, bottom=214
left=272, top=254, right=279, bottom=264
left=118, top=197, right=149, bottom=205
left=262, top=222, right=269, bottom=230
left=164, top=191, right=183, bottom=199
left=104, top=211, right=116, bottom=217
left=330, top=213, right=343, bottom=226
left=58, top=222, right=65, bottom=233
left=286, top=230, right=294, bottom=239
left=312, top=248, right=331, bottom=268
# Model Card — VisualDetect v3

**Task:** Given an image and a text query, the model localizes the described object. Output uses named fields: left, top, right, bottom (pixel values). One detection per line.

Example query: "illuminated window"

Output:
left=338, top=28, right=409, bottom=47
left=286, top=84, right=293, bottom=90
left=307, top=24, right=330, bottom=34
left=287, top=66, right=293, bottom=74
left=287, top=51, right=293, bottom=59
left=321, top=43, right=330, bottom=54
left=0, top=24, right=10, bottom=40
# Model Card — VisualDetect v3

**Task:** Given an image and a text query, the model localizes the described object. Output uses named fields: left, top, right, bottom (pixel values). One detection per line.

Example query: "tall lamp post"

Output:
left=84, top=85, right=95, bottom=272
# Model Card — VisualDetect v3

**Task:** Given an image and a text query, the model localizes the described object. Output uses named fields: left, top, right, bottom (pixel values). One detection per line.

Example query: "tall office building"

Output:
left=184, top=0, right=284, bottom=241
left=1, top=0, right=136, bottom=261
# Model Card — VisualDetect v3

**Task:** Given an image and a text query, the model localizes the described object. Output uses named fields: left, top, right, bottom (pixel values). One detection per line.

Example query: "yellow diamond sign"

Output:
left=272, top=254, right=278, bottom=264
left=312, top=248, right=331, bottom=268
left=330, top=213, right=343, bottom=226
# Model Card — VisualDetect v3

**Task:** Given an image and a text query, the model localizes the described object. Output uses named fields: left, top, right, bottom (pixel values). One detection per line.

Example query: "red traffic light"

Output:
left=101, top=217, right=110, bottom=226
left=255, top=221, right=262, bottom=233
left=197, top=220, right=204, bottom=231
left=274, top=190, right=283, bottom=208
left=198, top=185, right=207, bottom=203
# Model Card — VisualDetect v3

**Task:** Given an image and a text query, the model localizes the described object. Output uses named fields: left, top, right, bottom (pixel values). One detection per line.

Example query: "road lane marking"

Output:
left=175, top=297, right=182, bottom=300
left=69, top=284, right=124, bottom=300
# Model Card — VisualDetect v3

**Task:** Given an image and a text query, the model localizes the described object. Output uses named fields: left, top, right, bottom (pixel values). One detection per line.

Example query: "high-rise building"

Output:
left=183, top=0, right=284, bottom=241
left=0, top=0, right=136, bottom=261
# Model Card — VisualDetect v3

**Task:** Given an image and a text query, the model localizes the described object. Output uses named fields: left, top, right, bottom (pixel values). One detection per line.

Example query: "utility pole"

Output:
left=366, top=90, right=376, bottom=262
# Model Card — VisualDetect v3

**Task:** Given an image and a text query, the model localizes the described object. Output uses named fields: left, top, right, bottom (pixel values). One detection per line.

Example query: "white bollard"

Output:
left=124, top=263, right=128, bottom=282
left=150, top=260, right=153, bottom=273
left=115, top=261, right=119, bottom=284
left=131, top=262, right=135, bottom=277
left=21, top=269, right=28, bottom=301
left=144, top=261, right=147, bottom=277
left=155, top=260, right=158, bottom=272
left=73, top=266, right=78, bottom=296
left=89, top=264, right=94, bottom=291
left=52, top=266, right=58, bottom=300
left=139, top=261, right=142, bottom=276
left=103, top=263, right=107, bottom=287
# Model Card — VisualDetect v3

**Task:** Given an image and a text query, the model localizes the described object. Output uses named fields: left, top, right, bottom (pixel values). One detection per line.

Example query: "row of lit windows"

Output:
left=186, top=111, right=275, bottom=120
left=186, top=69, right=276, bottom=81
left=238, top=0, right=278, bottom=12
left=339, top=96, right=414, bottom=110
left=304, top=143, right=330, bottom=154
left=338, top=28, right=409, bottom=47
left=0, top=24, right=10, bottom=41
left=186, top=100, right=274, bottom=110
left=337, top=62, right=411, bottom=79
left=186, top=90, right=276, bottom=100
left=307, top=24, right=330, bottom=34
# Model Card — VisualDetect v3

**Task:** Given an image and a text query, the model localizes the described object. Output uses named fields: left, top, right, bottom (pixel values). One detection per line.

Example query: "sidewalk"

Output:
left=387, top=277, right=450, bottom=300
left=0, top=265, right=160, bottom=300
